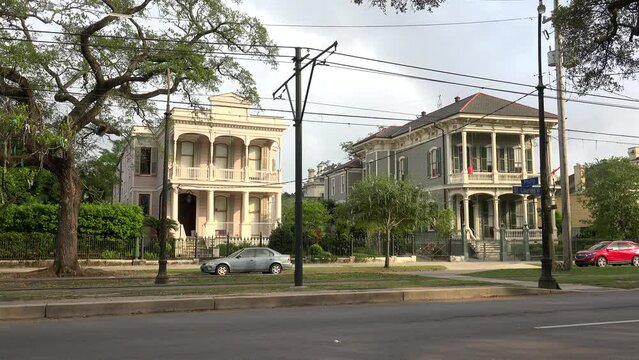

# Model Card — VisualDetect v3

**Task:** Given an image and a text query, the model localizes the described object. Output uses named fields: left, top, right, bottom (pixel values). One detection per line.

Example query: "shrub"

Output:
left=216, top=241, right=253, bottom=256
left=268, top=225, right=294, bottom=254
left=100, top=250, right=122, bottom=259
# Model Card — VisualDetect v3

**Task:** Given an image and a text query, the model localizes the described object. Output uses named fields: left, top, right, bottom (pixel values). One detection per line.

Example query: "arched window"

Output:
left=248, top=145, right=262, bottom=171
left=214, top=144, right=228, bottom=169
left=180, top=141, right=194, bottom=168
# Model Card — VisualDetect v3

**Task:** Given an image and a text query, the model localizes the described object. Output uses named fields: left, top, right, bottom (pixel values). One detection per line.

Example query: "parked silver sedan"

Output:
left=200, top=247, right=292, bottom=275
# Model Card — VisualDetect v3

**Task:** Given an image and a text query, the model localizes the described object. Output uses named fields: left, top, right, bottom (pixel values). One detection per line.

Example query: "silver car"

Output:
left=200, top=247, right=292, bottom=275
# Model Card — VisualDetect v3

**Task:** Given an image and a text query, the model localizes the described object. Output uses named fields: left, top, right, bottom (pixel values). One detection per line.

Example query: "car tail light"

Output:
left=288, top=256, right=291, bottom=263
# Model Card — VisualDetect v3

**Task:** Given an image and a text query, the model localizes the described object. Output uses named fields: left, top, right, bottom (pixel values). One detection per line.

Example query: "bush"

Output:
left=216, top=241, right=253, bottom=256
left=100, top=250, right=122, bottom=259
left=268, top=225, right=294, bottom=254
left=0, top=203, right=143, bottom=239
left=306, top=243, right=337, bottom=263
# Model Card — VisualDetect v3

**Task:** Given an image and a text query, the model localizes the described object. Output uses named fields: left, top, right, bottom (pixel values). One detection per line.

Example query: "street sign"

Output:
left=521, top=177, right=539, bottom=188
left=512, top=186, right=542, bottom=196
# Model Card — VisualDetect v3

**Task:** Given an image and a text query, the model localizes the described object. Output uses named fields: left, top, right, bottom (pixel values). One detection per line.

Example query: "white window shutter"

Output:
left=134, top=147, right=141, bottom=175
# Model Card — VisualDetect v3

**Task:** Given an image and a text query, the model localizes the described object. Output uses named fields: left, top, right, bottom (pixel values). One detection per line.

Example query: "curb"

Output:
left=0, top=286, right=556, bottom=321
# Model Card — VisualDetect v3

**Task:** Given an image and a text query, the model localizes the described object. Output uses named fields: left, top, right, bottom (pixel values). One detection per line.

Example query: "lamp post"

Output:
left=155, top=68, right=171, bottom=285
left=536, top=0, right=559, bottom=289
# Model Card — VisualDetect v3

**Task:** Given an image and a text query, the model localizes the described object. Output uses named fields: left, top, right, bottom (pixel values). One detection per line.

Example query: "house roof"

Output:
left=355, top=92, right=558, bottom=146
left=322, top=158, right=362, bottom=176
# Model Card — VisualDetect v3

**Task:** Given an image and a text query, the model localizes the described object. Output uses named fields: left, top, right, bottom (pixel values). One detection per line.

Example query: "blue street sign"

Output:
left=521, top=177, right=539, bottom=188
left=512, top=186, right=542, bottom=196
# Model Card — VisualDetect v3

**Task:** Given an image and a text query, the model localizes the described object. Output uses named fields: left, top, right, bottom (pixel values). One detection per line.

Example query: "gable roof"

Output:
left=355, top=93, right=557, bottom=146
left=322, top=158, right=362, bottom=176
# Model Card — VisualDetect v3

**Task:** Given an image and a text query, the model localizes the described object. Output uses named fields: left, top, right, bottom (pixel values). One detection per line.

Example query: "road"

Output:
left=1, top=290, right=638, bottom=359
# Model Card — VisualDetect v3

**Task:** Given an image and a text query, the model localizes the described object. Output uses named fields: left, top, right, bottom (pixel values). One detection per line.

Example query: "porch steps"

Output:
left=469, top=240, right=501, bottom=261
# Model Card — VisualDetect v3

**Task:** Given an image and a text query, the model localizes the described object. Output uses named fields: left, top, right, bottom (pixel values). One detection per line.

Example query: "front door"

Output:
left=178, top=193, right=197, bottom=237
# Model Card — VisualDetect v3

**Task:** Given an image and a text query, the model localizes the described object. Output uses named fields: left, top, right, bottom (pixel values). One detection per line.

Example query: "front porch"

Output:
left=166, top=188, right=282, bottom=238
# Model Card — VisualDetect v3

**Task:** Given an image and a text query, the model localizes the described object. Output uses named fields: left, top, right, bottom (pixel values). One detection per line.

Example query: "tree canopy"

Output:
left=344, top=176, right=437, bottom=267
left=554, top=1, right=639, bottom=92
left=582, top=157, right=639, bottom=239
left=0, top=0, right=276, bottom=274
left=352, top=0, right=444, bottom=13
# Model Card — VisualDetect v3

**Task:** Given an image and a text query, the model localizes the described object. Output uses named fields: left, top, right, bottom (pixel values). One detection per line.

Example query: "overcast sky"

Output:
left=212, top=0, right=639, bottom=192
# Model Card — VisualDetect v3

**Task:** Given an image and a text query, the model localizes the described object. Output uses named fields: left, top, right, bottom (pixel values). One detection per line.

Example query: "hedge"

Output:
left=0, top=232, right=55, bottom=260
left=0, top=203, right=143, bottom=239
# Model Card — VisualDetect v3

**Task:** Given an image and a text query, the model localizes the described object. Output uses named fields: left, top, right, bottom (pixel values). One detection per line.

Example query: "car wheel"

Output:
left=596, top=256, right=607, bottom=268
left=269, top=263, right=283, bottom=275
left=216, top=264, right=230, bottom=276
left=632, top=256, right=639, bottom=267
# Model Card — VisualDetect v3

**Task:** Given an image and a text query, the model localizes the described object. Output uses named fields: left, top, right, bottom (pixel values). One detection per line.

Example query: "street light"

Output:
left=155, top=68, right=171, bottom=285
left=536, top=0, right=559, bottom=289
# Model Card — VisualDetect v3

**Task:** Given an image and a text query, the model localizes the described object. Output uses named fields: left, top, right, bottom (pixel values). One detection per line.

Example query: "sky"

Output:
left=209, top=0, right=639, bottom=192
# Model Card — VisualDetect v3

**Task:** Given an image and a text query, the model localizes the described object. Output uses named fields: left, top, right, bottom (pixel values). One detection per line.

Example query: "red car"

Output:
left=574, top=241, right=639, bottom=267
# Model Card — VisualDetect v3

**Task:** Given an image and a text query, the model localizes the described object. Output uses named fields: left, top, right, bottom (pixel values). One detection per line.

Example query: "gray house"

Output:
left=351, top=93, right=558, bottom=242
left=323, top=158, right=363, bottom=203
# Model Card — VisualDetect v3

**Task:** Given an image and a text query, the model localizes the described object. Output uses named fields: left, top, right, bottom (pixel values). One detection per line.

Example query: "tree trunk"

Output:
left=52, top=154, right=83, bottom=276
left=385, top=228, right=391, bottom=268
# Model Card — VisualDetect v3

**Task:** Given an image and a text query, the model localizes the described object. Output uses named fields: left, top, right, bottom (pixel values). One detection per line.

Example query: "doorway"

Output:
left=178, top=193, right=197, bottom=237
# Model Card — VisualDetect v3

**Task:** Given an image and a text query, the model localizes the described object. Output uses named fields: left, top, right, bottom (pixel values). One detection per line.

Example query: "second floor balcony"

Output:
left=448, top=171, right=537, bottom=185
left=172, top=165, right=280, bottom=183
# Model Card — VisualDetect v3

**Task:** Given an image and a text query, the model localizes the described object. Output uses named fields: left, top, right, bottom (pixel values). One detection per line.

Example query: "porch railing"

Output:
left=468, top=172, right=493, bottom=182
left=250, top=222, right=274, bottom=236
left=213, top=168, right=244, bottom=181
left=174, top=166, right=208, bottom=180
left=247, top=169, right=279, bottom=183
left=498, top=173, right=522, bottom=182
left=214, top=222, right=235, bottom=237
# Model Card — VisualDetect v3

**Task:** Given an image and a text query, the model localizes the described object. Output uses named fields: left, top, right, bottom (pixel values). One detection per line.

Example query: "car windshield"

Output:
left=588, top=242, right=610, bottom=251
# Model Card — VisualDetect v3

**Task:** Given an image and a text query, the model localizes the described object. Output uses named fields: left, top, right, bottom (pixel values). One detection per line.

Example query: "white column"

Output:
left=532, top=197, right=539, bottom=228
left=204, top=190, right=215, bottom=236
left=472, top=197, right=479, bottom=237
left=520, top=133, right=527, bottom=176
left=493, top=196, right=500, bottom=236
left=491, top=132, right=498, bottom=180
left=171, top=187, right=178, bottom=220
left=444, top=132, right=451, bottom=182
left=463, top=194, right=470, bottom=233
left=461, top=131, right=468, bottom=182
left=209, top=138, right=214, bottom=180
left=244, top=139, right=249, bottom=181
left=241, top=191, right=250, bottom=237
left=274, top=192, right=282, bottom=225
left=522, top=196, right=529, bottom=227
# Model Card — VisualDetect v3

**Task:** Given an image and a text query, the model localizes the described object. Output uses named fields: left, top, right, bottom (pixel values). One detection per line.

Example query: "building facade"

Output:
left=114, top=93, right=287, bottom=238
left=323, top=158, right=363, bottom=203
left=351, top=93, right=559, bottom=241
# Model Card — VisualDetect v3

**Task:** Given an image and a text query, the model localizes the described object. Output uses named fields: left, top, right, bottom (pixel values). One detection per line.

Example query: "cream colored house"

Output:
left=351, top=93, right=559, bottom=241
left=114, top=93, right=287, bottom=238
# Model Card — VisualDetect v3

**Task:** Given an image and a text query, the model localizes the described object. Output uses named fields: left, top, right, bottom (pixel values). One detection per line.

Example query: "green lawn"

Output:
left=465, top=266, right=639, bottom=289
left=0, top=265, right=487, bottom=302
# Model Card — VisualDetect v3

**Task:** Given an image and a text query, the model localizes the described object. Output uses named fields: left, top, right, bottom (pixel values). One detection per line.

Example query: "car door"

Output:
left=253, top=249, right=274, bottom=272
left=228, top=249, right=255, bottom=272
left=618, top=242, right=635, bottom=263
left=606, top=242, right=621, bottom=263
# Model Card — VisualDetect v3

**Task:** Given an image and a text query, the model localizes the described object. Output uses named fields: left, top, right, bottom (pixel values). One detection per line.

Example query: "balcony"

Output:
left=172, top=165, right=280, bottom=184
left=448, top=172, right=536, bottom=185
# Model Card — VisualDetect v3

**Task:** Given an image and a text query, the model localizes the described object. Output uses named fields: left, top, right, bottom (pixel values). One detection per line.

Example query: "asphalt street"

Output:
left=1, top=290, right=638, bottom=360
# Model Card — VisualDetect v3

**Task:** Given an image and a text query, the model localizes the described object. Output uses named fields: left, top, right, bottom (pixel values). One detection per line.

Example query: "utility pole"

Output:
left=536, top=0, right=559, bottom=290
left=155, top=68, right=171, bottom=285
left=552, top=0, right=573, bottom=270
left=273, top=42, right=338, bottom=287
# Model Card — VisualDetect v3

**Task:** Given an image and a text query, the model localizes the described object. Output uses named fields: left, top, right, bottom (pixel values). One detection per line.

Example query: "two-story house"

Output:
left=323, top=158, right=363, bottom=203
left=114, top=93, right=287, bottom=238
left=351, top=93, right=558, bottom=241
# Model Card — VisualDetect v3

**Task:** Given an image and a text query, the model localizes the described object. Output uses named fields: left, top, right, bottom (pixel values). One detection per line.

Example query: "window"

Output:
left=136, top=147, right=156, bottom=175
left=214, top=196, right=228, bottom=236
left=255, top=249, right=273, bottom=257
left=513, top=146, right=522, bottom=170
left=248, top=145, right=262, bottom=171
left=339, top=175, right=345, bottom=193
left=367, top=161, right=375, bottom=177
left=428, top=148, right=441, bottom=178
left=398, top=157, right=407, bottom=180
left=138, top=194, right=150, bottom=216
left=214, top=144, right=228, bottom=169
left=249, top=197, right=261, bottom=224
left=526, top=147, right=533, bottom=174
left=330, top=178, right=336, bottom=196
left=486, top=145, right=493, bottom=172
left=180, top=141, right=194, bottom=168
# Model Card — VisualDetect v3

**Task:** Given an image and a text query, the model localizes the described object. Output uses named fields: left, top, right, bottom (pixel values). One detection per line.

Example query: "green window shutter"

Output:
left=134, top=147, right=141, bottom=175
left=437, top=148, right=442, bottom=177
left=403, top=157, right=408, bottom=179
left=427, top=151, right=432, bottom=177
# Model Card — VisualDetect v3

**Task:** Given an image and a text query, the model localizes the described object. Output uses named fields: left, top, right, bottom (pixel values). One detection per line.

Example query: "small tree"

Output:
left=282, top=199, right=331, bottom=243
left=582, top=157, right=639, bottom=239
left=344, top=177, right=436, bottom=268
